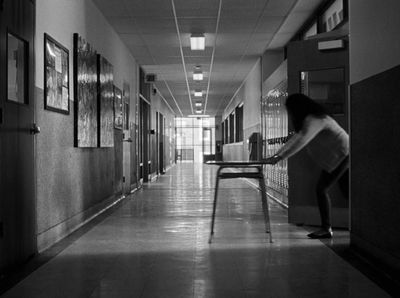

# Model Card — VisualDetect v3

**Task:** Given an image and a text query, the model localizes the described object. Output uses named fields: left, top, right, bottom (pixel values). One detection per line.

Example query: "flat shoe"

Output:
left=307, top=229, right=333, bottom=239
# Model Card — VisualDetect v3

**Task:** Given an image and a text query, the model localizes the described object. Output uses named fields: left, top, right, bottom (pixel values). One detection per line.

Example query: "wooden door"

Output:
left=0, top=0, right=37, bottom=273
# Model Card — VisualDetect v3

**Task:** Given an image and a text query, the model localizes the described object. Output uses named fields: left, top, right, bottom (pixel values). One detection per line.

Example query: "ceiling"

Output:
left=92, top=0, right=326, bottom=117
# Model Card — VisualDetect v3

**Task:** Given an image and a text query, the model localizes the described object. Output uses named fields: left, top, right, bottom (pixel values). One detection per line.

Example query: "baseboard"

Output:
left=37, top=194, right=126, bottom=252
left=351, top=234, right=400, bottom=273
left=165, top=163, right=174, bottom=172
left=289, top=205, right=349, bottom=228
left=150, top=173, right=158, bottom=182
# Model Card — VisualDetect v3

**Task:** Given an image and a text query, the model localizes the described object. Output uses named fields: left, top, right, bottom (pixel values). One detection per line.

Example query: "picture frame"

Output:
left=113, top=86, right=123, bottom=130
left=44, top=33, right=69, bottom=114
left=73, top=33, right=98, bottom=147
left=97, top=55, right=114, bottom=147
left=123, top=82, right=130, bottom=130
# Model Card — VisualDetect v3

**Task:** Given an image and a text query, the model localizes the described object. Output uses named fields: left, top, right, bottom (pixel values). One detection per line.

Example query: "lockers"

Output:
left=261, top=80, right=289, bottom=205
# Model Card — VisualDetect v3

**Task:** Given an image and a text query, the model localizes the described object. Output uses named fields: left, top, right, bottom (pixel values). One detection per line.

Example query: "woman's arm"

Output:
left=265, top=116, right=326, bottom=164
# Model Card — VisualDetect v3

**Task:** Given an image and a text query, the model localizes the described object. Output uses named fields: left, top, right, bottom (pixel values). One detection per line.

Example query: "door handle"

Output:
left=30, top=123, right=41, bottom=135
left=123, top=138, right=133, bottom=143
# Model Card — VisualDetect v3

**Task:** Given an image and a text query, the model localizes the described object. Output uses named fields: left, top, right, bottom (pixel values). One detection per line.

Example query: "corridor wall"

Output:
left=35, top=0, right=138, bottom=251
left=222, top=60, right=262, bottom=161
left=349, top=0, right=400, bottom=274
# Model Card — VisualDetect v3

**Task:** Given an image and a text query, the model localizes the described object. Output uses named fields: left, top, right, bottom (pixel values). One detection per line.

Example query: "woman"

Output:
left=265, top=93, right=349, bottom=239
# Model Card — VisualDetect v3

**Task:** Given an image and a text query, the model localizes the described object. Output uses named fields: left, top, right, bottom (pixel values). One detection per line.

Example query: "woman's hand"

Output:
left=264, top=155, right=282, bottom=165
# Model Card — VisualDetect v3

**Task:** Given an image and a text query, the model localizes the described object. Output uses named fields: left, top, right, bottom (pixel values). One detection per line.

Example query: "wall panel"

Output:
left=35, top=0, right=138, bottom=251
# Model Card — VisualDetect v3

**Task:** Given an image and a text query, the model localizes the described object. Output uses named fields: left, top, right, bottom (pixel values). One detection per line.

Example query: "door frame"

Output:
left=287, top=35, right=350, bottom=228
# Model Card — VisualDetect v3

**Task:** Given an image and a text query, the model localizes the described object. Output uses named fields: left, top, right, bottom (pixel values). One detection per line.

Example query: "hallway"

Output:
left=1, top=164, right=390, bottom=298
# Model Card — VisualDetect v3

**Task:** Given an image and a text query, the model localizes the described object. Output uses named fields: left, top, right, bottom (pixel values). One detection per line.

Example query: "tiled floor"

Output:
left=1, top=163, right=391, bottom=297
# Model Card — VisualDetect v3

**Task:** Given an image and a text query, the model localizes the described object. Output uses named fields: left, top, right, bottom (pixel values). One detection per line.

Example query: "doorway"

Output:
left=0, top=0, right=37, bottom=273
left=139, top=96, right=150, bottom=182
left=175, top=117, right=216, bottom=163
left=122, top=82, right=131, bottom=194
left=287, top=36, right=349, bottom=228
left=157, top=112, right=165, bottom=174
left=202, top=127, right=213, bottom=162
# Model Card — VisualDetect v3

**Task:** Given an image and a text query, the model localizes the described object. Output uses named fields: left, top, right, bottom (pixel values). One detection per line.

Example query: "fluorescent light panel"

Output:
left=195, top=102, right=202, bottom=107
left=193, top=72, right=203, bottom=81
left=194, top=91, right=202, bottom=97
left=190, top=34, right=205, bottom=50
left=188, top=114, right=209, bottom=118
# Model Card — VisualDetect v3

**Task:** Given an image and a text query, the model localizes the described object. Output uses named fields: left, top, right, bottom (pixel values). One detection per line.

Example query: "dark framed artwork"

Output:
left=73, top=33, right=98, bottom=147
left=113, top=86, right=123, bottom=130
left=97, top=55, right=114, bottom=147
left=124, top=101, right=129, bottom=130
left=123, top=82, right=130, bottom=130
left=44, top=33, right=69, bottom=114
left=7, top=31, right=28, bottom=104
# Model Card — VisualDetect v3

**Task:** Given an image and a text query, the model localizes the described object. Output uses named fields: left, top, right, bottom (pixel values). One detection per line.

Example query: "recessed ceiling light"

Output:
left=190, top=33, right=205, bottom=50
left=193, top=71, right=203, bottom=81
left=188, top=114, right=209, bottom=118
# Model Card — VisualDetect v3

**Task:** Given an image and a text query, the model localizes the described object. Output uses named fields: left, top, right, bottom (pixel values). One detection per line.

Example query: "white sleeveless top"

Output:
left=276, top=115, right=349, bottom=173
left=306, top=116, right=349, bottom=172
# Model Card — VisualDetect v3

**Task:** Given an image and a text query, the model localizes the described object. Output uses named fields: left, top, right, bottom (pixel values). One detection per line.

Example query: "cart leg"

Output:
left=209, top=168, right=221, bottom=244
left=258, top=168, right=273, bottom=243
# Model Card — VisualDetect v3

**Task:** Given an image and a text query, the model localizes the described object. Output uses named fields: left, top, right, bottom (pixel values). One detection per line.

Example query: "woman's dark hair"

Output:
left=285, top=93, right=327, bottom=132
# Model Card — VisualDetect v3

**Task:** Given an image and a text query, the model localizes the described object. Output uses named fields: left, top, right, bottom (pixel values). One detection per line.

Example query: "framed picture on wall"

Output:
left=97, top=55, right=114, bottom=147
left=123, top=82, right=130, bottom=130
left=124, top=101, right=129, bottom=130
left=73, top=33, right=98, bottom=147
left=44, top=33, right=69, bottom=114
left=114, top=86, right=123, bottom=130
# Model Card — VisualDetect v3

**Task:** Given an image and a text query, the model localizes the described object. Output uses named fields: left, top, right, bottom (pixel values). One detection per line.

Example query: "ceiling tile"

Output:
left=92, top=0, right=130, bottom=17
left=263, top=0, right=297, bottom=16
left=140, top=34, right=180, bottom=46
left=120, top=34, right=146, bottom=46
left=132, top=17, right=177, bottom=34
left=92, top=0, right=326, bottom=117
left=255, top=16, right=284, bottom=33
left=176, top=17, right=217, bottom=34
left=108, top=17, right=140, bottom=34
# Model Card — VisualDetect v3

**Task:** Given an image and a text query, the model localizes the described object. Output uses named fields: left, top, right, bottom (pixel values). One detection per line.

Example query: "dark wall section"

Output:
left=35, top=88, right=123, bottom=250
left=350, top=65, right=400, bottom=270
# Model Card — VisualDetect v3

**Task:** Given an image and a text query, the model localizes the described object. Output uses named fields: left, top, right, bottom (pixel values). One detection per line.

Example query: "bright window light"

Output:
left=190, top=33, right=205, bottom=50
